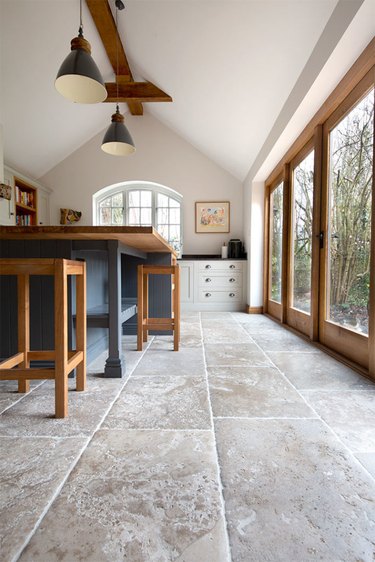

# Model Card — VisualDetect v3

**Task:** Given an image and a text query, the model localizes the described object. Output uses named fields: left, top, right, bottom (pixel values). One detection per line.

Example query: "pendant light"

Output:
left=101, top=0, right=135, bottom=156
left=55, top=0, right=107, bottom=104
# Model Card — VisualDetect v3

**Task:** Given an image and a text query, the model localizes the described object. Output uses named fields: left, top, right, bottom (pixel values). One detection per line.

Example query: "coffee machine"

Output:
left=227, top=239, right=243, bottom=259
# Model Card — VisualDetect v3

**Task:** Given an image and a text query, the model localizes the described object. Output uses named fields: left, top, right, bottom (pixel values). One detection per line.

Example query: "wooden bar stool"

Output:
left=0, top=258, right=86, bottom=418
left=137, top=264, right=180, bottom=351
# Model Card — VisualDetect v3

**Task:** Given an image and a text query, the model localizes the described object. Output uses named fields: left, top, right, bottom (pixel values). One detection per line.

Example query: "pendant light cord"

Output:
left=116, top=4, right=119, bottom=109
left=79, top=0, right=83, bottom=37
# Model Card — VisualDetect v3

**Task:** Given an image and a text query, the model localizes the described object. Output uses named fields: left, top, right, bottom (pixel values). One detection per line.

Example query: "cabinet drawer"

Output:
left=198, top=289, right=242, bottom=302
left=198, top=261, right=243, bottom=272
left=199, top=273, right=242, bottom=288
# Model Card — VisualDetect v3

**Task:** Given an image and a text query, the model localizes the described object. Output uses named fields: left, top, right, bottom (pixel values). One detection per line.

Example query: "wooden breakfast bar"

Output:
left=0, top=226, right=176, bottom=378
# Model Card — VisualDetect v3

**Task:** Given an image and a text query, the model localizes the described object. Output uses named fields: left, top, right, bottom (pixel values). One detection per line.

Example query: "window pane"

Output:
left=128, top=191, right=140, bottom=207
left=270, top=182, right=283, bottom=303
left=169, top=198, right=179, bottom=208
left=158, top=194, right=168, bottom=207
left=100, top=207, right=111, bottom=225
left=157, top=207, right=168, bottom=225
left=129, top=208, right=140, bottom=225
left=141, top=191, right=152, bottom=206
left=327, top=88, right=373, bottom=335
left=111, top=193, right=123, bottom=207
left=169, top=208, right=180, bottom=224
left=292, top=150, right=314, bottom=314
left=140, top=208, right=152, bottom=225
left=158, top=224, right=168, bottom=240
left=112, top=207, right=124, bottom=225
left=100, top=197, right=111, bottom=207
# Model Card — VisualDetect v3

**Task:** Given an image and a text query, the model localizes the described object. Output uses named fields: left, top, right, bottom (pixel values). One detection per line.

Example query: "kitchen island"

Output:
left=0, top=226, right=176, bottom=377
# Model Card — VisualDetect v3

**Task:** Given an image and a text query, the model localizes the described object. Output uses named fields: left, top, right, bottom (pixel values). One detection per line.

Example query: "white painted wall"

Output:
left=40, top=112, right=243, bottom=255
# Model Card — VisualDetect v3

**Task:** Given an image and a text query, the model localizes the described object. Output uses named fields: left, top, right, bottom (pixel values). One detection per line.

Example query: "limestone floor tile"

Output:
left=87, top=337, right=152, bottom=375
left=0, top=379, right=45, bottom=414
left=19, top=429, right=229, bottom=562
left=0, top=374, right=124, bottom=438
left=204, top=343, right=272, bottom=367
left=208, top=367, right=315, bottom=418
left=132, top=348, right=206, bottom=377
left=0, top=436, right=87, bottom=562
left=268, top=350, right=375, bottom=390
left=250, top=329, right=318, bottom=352
left=151, top=333, right=203, bottom=349
left=102, top=375, right=211, bottom=430
left=355, top=452, right=375, bottom=479
left=202, top=325, right=252, bottom=344
left=201, top=311, right=235, bottom=321
left=301, top=390, right=375, bottom=453
left=215, top=418, right=375, bottom=562
left=231, top=312, right=280, bottom=327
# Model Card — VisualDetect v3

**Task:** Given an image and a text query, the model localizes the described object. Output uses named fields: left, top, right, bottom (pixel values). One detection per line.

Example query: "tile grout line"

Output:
left=12, top=339, right=152, bottom=562
left=199, top=312, right=233, bottom=562
left=0, top=380, right=47, bottom=416
left=230, top=313, right=375, bottom=485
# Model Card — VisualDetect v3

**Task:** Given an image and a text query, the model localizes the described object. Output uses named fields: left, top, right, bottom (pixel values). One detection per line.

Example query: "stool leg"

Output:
left=143, top=273, right=148, bottom=342
left=75, top=265, right=86, bottom=392
left=18, top=274, right=30, bottom=393
left=137, top=266, right=143, bottom=351
left=173, top=267, right=180, bottom=351
left=54, top=260, right=68, bottom=418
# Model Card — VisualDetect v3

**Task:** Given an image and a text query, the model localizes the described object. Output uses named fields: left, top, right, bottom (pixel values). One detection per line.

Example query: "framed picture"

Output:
left=195, top=201, right=230, bottom=233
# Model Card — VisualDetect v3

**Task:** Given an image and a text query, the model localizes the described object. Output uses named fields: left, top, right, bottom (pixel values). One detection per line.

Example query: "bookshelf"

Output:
left=14, top=177, right=37, bottom=226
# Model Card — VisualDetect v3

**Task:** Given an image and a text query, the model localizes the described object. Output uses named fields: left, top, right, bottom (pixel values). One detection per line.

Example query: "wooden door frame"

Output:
left=319, top=70, right=374, bottom=369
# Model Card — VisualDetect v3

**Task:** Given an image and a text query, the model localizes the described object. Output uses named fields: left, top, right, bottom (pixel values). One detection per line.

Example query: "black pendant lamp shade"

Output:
left=55, top=27, right=107, bottom=104
left=101, top=105, right=135, bottom=156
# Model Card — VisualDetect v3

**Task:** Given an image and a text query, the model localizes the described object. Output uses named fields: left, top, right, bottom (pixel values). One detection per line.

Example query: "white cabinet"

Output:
left=0, top=168, right=15, bottom=225
left=179, top=259, right=247, bottom=311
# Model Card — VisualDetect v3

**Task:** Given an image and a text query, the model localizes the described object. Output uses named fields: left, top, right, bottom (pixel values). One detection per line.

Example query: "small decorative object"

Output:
left=60, top=208, right=82, bottom=225
left=221, top=242, right=228, bottom=259
left=195, top=201, right=230, bottom=233
left=0, top=183, right=12, bottom=200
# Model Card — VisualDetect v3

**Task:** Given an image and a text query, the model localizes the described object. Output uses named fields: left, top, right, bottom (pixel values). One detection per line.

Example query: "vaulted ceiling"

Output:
left=0, top=0, right=369, bottom=182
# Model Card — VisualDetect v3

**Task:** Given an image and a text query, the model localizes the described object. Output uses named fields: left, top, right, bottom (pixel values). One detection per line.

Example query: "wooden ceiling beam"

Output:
left=104, top=82, right=172, bottom=103
left=86, top=0, right=144, bottom=115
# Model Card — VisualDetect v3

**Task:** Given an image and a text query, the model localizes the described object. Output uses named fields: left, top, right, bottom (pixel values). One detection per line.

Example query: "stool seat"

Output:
left=137, top=264, right=180, bottom=351
left=0, top=258, right=86, bottom=418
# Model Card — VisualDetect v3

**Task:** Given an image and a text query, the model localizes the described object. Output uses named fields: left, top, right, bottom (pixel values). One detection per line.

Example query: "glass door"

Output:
left=267, top=179, right=284, bottom=321
left=320, top=76, right=374, bottom=368
left=287, top=143, right=315, bottom=336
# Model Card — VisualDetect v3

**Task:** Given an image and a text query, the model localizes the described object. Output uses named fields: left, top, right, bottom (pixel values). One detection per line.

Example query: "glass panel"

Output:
left=140, top=208, right=152, bottom=225
left=111, top=193, right=123, bottom=207
left=327, top=88, right=374, bottom=335
left=158, top=194, right=168, bottom=207
left=291, top=150, right=314, bottom=313
left=100, top=197, right=111, bottom=207
left=169, top=207, right=180, bottom=224
left=270, top=182, right=283, bottom=303
left=128, top=191, right=140, bottom=207
left=100, top=207, right=111, bottom=225
left=141, top=191, right=152, bottom=206
left=169, top=198, right=180, bottom=207
left=158, top=224, right=168, bottom=240
left=112, top=207, right=124, bottom=225
left=129, top=208, right=140, bottom=225
left=157, top=207, right=168, bottom=225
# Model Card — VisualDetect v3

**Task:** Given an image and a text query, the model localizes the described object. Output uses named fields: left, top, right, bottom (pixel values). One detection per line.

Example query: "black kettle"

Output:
left=228, top=239, right=242, bottom=259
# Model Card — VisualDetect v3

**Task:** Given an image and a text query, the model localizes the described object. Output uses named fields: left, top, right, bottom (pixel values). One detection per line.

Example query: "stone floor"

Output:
left=1, top=312, right=375, bottom=561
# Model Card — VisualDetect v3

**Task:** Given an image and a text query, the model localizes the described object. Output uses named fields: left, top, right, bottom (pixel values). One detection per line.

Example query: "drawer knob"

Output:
left=229, top=293, right=235, bottom=298
left=229, top=278, right=235, bottom=283
left=205, top=278, right=211, bottom=283
left=205, top=293, right=212, bottom=298
left=229, top=265, right=235, bottom=269
left=205, top=265, right=211, bottom=269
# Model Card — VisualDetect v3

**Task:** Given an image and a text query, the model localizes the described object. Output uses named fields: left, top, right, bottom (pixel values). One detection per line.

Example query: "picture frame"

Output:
left=195, top=201, right=230, bottom=233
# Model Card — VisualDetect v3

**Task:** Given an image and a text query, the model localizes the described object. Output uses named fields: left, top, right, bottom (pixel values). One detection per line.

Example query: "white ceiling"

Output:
left=0, top=0, right=352, bottom=182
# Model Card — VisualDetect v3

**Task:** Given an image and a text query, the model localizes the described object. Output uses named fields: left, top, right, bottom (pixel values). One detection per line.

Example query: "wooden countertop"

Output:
left=0, top=226, right=176, bottom=255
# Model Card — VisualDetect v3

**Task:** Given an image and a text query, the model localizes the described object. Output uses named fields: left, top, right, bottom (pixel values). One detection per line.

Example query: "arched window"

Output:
left=94, top=182, right=183, bottom=254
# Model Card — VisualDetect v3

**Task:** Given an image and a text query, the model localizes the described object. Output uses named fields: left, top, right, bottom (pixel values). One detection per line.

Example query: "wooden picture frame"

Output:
left=195, top=201, right=230, bottom=233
